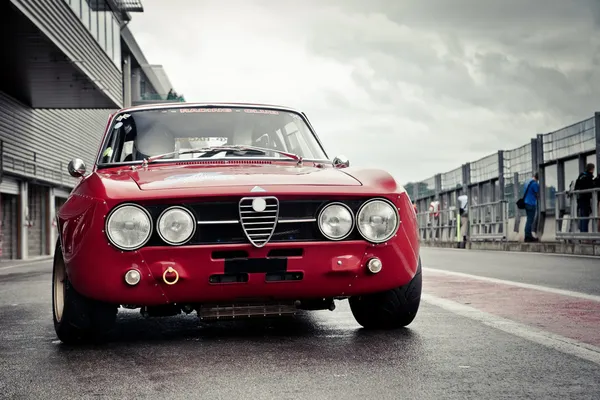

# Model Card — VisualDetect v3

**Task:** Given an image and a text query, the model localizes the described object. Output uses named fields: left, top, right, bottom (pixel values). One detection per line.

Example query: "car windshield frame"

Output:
left=95, top=104, right=330, bottom=169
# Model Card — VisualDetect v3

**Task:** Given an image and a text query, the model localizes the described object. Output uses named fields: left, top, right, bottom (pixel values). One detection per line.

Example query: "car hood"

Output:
left=122, top=163, right=362, bottom=190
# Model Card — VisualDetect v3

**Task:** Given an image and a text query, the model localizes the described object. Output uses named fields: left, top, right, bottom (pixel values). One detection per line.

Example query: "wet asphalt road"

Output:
left=422, top=248, right=600, bottom=296
left=1, top=249, right=600, bottom=400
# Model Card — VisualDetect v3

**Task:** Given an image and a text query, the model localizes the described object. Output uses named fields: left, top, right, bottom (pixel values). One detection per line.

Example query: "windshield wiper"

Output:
left=144, top=148, right=209, bottom=164
left=143, top=145, right=302, bottom=165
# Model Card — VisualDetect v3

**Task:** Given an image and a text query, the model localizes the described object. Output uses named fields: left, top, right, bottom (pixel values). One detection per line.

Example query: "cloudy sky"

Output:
left=129, top=0, right=600, bottom=183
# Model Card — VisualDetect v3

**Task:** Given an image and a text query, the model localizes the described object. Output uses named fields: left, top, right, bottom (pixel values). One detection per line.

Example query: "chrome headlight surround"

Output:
left=317, top=202, right=355, bottom=241
left=156, top=206, right=197, bottom=245
left=105, top=203, right=153, bottom=251
left=356, top=198, right=400, bottom=243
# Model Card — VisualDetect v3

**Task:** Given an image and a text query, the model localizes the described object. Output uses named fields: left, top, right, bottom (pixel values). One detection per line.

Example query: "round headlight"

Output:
left=357, top=199, right=399, bottom=243
left=106, top=204, right=152, bottom=250
left=318, top=203, right=354, bottom=240
left=157, top=206, right=196, bottom=245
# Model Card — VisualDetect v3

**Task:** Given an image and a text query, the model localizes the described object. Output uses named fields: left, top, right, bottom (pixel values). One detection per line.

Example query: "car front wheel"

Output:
left=349, top=257, right=422, bottom=329
left=52, top=242, right=117, bottom=344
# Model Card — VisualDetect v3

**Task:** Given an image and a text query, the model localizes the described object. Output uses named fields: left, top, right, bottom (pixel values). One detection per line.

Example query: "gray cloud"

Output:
left=131, top=0, right=599, bottom=183
left=294, top=0, right=600, bottom=180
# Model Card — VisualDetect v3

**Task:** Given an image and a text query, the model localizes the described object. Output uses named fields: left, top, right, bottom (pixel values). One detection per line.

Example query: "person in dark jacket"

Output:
left=574, top=163, right=597, bottom=233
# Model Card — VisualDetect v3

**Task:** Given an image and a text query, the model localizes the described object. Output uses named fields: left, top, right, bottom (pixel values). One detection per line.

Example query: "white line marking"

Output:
left=422, top=293, right=600, bottom=366
left=424, top=267, right=600, bottom=302
left=422, top=246, right=600, bottom=260
left=0, top=258, right=52, bottom=271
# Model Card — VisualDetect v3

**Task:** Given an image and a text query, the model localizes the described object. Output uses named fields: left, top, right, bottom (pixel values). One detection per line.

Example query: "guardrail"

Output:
left=555, top=187, right=600, bottom=240
left=468, top=200, right=508, bottom=241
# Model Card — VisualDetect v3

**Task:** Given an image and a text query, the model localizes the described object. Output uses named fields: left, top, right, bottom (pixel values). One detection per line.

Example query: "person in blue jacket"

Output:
left=523, top=172, right=540, bottom=242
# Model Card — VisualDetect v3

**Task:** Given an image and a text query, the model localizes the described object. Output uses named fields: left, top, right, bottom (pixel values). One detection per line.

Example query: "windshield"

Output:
left=98, top=106, right=328, bottom=165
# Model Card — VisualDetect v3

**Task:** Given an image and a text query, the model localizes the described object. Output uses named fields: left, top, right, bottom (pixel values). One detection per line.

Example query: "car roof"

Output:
left=118, top=102, right=303, bottom=114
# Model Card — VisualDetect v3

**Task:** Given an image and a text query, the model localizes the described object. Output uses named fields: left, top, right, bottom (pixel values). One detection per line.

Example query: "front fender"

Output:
left=56, top=193, right=165, bottom=303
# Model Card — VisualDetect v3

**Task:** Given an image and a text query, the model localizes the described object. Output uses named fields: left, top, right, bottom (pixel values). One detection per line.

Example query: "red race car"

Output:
left=52, top=103, right=422, bottom=343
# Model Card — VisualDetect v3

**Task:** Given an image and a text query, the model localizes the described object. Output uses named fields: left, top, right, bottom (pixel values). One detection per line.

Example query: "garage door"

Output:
left=0, top=193, right=18, bottom=260
left=27, top=184, right=47, bottom=257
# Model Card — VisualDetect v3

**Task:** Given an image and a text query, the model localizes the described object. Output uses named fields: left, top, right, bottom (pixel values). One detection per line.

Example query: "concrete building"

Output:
left=0, top=0, right=183, bottom=260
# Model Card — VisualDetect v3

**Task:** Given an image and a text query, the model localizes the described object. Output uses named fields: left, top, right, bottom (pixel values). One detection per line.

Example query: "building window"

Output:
left=107, top=12, right=113, bottom=60
left=69, top=0, right=81, bottom=19
left=112, top=14, right=121, bottom=70
left=98, top=9, right=106, bottom=51
left=90, top=4, right=98, bottom=44
left=81, top=0, right=90, bottom=29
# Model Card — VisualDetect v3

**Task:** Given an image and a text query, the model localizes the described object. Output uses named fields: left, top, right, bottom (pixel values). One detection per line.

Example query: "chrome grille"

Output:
left=239, top=196, right=279, bottom=247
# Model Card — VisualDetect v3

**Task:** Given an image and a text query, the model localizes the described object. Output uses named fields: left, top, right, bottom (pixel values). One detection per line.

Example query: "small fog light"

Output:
left=124, top=269, right=141, bottom=286
left=366, top=258, right=382, bottom=274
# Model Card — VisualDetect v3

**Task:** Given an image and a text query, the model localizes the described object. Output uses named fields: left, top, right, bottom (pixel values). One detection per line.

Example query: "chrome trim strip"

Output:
left=196, top=218, right=316, bottom=225
left=278, top=218, right=316, bottom=224
left=197, top=220, right=239, bottom=225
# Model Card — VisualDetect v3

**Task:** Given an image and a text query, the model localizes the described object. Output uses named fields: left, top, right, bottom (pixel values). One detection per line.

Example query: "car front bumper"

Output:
left=66, top=238, right=419, bottom=306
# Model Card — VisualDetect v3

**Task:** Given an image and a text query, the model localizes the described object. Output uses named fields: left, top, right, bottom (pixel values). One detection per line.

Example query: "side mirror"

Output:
left=68, top=158, right=87, bottom=178
left=333, top=155, right=350, bottom=168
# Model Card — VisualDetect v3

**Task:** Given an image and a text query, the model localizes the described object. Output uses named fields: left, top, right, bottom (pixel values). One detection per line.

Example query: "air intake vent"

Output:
left=239, top=197, right=279, bottom=247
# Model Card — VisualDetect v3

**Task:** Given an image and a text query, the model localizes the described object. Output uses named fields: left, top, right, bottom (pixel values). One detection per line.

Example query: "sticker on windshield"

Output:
left=243, top=109, right=279, bottom=115
left=116, top=113, right=130, bottom=121
left=179, top=108, right=232, bottom=113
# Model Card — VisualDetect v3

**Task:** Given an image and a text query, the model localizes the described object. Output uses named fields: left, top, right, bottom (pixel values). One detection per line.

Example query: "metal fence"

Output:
left=416, top=208, right=462, bottom=242
left=555, top=187, right=600, bottom=240
left=469, top=200, right=508, bottom=241
left=407, top=112, right=600, bottom=244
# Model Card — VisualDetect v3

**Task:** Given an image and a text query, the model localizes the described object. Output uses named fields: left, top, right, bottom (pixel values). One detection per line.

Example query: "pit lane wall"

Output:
left=406, top=113, right=600, bottom=256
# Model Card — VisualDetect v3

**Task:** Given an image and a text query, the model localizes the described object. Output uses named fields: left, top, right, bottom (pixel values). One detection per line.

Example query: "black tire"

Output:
left=52, top=241, right=117, bottom=344
left=349, top=257, right=422, bottom=329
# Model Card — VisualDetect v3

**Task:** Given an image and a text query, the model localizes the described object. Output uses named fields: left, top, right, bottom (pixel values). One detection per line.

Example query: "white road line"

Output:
left=422, top=246, right=600, bottom=260
left=424, top=267, right=600, bottom=303
left=0, top=258, right=52, bottom=271
left=422, top=293, right=600, bottom=366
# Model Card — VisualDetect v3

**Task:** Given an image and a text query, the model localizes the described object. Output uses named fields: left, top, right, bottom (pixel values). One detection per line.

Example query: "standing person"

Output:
left=428, top=200, right=440, bottom=239
left=523, top=172, right=540, bottom=242
left=574, top=163, right=596, bottom=233
left=457, top=193, right=469, bottom=242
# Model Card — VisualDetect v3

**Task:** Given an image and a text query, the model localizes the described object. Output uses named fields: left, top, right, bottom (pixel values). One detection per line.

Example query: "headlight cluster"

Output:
left=318, top=199, right=399, bottom=243
left=105, top=204, right=196, bottom=250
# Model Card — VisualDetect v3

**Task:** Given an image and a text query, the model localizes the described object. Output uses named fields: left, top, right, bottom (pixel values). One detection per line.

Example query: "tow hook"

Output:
left=162, top=266, right=180, bottom=285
